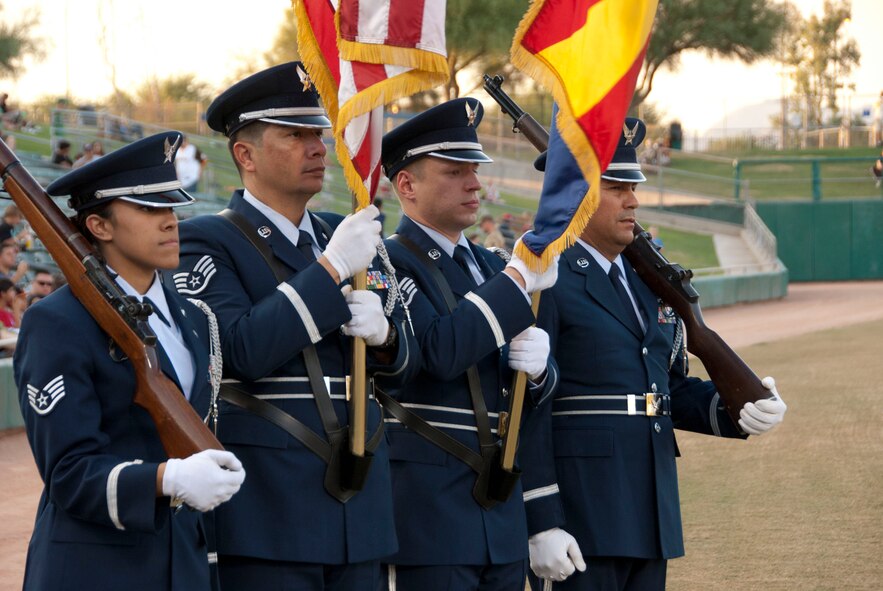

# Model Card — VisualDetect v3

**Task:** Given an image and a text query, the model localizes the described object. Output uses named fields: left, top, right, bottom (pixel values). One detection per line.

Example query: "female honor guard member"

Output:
left=522, top=118, right=787, bottom=591
left=15, top=132, right=245, bottom=591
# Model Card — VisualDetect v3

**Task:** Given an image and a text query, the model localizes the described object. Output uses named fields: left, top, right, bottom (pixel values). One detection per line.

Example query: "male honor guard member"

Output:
left=171, top=63, right=416, bottom=590
left=379, top=98, right=560, bottom=591
left=522, top=118, right=788, bottom=591
left=15, top=132, right=245, bottom=591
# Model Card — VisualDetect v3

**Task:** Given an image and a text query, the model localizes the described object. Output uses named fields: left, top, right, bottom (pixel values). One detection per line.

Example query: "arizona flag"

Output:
left=293, top=0, right=447, bottom=209
left=511, top=0, right=658, bottom=268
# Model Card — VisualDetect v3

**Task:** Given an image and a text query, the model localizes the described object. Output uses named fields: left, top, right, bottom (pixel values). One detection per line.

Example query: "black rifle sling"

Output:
left=387, top=234, right=498, bottom=467
left=217, top=209, right=382, bottom=462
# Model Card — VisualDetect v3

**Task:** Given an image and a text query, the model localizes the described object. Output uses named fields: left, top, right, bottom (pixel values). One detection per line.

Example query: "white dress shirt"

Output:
left=115, top=271, right=197, bottom=400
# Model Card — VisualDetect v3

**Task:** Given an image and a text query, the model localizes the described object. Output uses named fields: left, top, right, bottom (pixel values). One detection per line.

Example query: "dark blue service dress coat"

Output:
left=15, top=282, right=216, bottom=591
left=381, top=216, right=559, bottom=566
left=173, top=191, right=415, bottom=565
left=520, top=243, right=746, bottom=560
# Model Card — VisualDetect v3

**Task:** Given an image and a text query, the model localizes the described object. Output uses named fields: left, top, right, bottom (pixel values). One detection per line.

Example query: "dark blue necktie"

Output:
left=143, top=296, right=171, bottom=327
left=297, top=231, right=317, bottom=262
left=452, top=245, right=480, bottom=288
left=608, top=264, right=642, bottom=334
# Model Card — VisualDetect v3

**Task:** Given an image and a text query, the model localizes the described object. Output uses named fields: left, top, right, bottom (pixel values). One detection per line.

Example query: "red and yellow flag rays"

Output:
left=511, top=0, right=657, bottom=268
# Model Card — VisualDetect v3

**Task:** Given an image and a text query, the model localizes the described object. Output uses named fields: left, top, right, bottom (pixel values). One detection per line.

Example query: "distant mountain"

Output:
left=705, top=99, right=781, bottom=132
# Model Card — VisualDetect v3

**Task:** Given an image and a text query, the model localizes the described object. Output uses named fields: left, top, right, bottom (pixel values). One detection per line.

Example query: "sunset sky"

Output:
left=2, top=0, right=881, bottom=133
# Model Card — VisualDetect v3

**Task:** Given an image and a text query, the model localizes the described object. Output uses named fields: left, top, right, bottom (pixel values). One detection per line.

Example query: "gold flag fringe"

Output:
left=338, top=39, right=449, bottom=76
left=336, top=69, right=448, bottom=210
left=293, top=0, right=449, bottom=211
left=509, top=0, right=602, bottom=273
left=292, top=0, right=340, bottom=121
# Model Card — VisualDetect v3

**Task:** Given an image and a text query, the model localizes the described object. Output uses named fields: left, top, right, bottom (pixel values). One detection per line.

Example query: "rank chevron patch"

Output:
left=27, top=375, right=66, bottom=416
left=174, top=255, right=216, bottom=296
left=398, top=277, right=418, bottom=307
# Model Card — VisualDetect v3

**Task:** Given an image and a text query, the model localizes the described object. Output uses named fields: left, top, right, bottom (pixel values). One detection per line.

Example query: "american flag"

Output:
left=293, top=0, right=448, bottom=208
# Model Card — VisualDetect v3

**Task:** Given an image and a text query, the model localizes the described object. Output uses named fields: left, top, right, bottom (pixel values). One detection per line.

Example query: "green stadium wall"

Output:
left=756, top=200, right=883, bottom=281
left=0, top=360, right=23, bottom=430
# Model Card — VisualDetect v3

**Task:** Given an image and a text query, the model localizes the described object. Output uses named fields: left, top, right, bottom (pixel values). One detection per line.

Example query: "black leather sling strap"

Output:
left=216, top=209, right=382, bottom=463
left=381, top=233, right=497, bottom=474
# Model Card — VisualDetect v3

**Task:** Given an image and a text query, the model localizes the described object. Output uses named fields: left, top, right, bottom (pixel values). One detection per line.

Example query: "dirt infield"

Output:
left=2, top=281, right=882, bottom=589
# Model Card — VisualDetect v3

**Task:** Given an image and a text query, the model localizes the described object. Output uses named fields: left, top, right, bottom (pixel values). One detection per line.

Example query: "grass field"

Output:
left=652, top=227, right=719, bottom=270
left=660, top=148, right=883, bottom=201
left=668, top=319, right=883, bottom=590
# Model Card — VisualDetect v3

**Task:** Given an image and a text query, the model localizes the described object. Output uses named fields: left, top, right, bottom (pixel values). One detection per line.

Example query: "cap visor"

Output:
left=117, top=189, right=196, bottom=208
left=260, top=115, right=332, bottom=129
left=428, top=149, right=493, bottom=164
left=601, top=170, right=647, bottom=183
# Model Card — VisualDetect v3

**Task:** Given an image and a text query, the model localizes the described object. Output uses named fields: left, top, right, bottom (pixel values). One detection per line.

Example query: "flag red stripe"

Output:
left=521, top=0, right=603, bottom=53
left=351, top=62, right=388, bottom=93
left=338, top=0, right=357, bottom=41
left=388, top=0, right=425, bottom=46
left=352, top=139, right=373, bottom=178
left=577, top=44, right=647, bottom=170
left=305, top=0, right=341, bottom=84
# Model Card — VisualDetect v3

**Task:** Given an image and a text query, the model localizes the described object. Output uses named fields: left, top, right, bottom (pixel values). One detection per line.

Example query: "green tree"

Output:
left=226, top=7, right=300, bottom=85
left=443, top=0, right=524, bottom=100
left=135, top=74, right=213, bottom=105
left=0, top=4, right=44, bottom=79
left=635, top=0, right=787, bottom=107
left=264, top=7, right=300, bottom=66
left=781, top=0, right=859, bottom=128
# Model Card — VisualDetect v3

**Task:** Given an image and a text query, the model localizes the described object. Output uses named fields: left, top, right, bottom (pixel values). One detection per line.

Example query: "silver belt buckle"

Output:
left=645, top=393, right=658, bottom=416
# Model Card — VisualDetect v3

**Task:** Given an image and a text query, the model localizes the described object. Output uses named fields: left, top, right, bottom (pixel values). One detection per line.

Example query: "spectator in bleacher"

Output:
left=498, top=212, right=516, bottom=249
left=0, top=240, right=28, bottom=283
left=0, top=92, right=29, bottom=130
left=174, top=135, right=206, bottom=192
left=479, top=214, right=506, bottom=249
left=0, top=205, right=21, bottom=242
left=519, top=211, right=534, bottom=233
left=51, top=140, right=73, bottom=168
left=0, top=277, right=25, bottom=329
left=26, top=293, right=44, bottom=308
left=871, top=148, right=883, bottom=188
left=0, top=205, right=32, bottom=249
left=27, top=269, right=55, bottom=297
left=51, top=271, right=67, bottom=291
left=72, top=143, right=94, bottom=169
left=1, top=131, right=15, bottom=151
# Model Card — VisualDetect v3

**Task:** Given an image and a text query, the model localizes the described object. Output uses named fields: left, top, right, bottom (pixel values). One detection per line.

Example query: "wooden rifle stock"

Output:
left=623, top=228, right=772, bottom=425
left=483, top=75, right=772, bottom=427
left=0, top=139, right=222, bottom=457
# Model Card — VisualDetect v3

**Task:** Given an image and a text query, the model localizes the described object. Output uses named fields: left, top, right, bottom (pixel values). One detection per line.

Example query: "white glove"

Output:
left=529, top=527, right=587, bottom=582
left=506, top=240, right=559, bottom=293
left=340, top=285, right=391, bottom=346
left=321, top=205, right=382, bottom=280
left=162, top=449, right=246, bottom=512
left=508, top=327, right=550, bottom=380
left=739, top=376, right=787, bottom=436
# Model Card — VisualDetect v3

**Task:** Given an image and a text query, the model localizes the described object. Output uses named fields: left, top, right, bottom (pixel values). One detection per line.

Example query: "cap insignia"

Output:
left=163, top=134, right=182, bottom=164
left=622, top=121, right=640, bottom=146
left=297, top=65, right=313, bottom=92
left=465, top=101, right=477, bottom=127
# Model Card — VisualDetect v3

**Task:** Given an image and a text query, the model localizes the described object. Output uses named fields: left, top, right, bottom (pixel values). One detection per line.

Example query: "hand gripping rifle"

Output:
left=0, top=139, right=223, bottom=457
left=483, top=74, right=773, bottom=427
